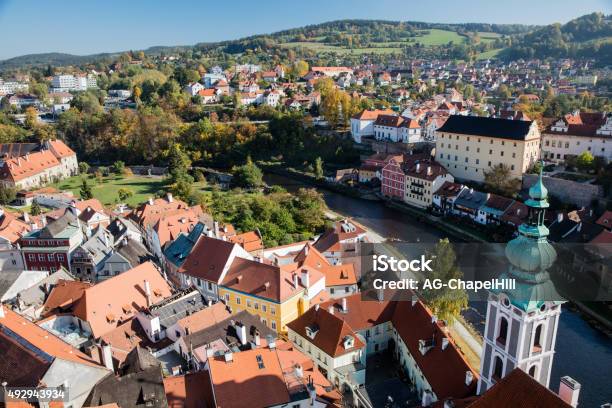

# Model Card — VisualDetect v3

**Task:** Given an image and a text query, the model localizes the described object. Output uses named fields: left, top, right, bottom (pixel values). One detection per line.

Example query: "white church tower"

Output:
left=478, top=166, right=565, bottom=394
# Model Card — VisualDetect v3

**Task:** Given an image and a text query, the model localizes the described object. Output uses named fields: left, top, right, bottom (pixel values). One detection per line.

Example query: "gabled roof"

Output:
left=41, top=279, right=93, bottom=317
left=178, top=236, right=237, bottom=282
left=222, top=257, right=323, bottom=303
left=391, top=300, right=478, bottom=400
left=352, top=108, right=395, bottom=121
left=228, top=230, right=264, bottom=253
left=437, top=115, right=534, bottom=141
left=163, top=222, right=206, bottom=268
left=0, top=211, right=31, bottom=244
left=152, top=206, right=205, bottom=249
left=0, top=306, right=101, bottom=388
left=72, top=262, right=172, bottom=338
left=466, top=368, right=571, bottom=408
left=286, top=306, right=365, bottom=358
left=183, top=309, right=275, bottom=350
left=208, top=347, right=291, bottom=408
left=313, top=219, right=366, bottom=253
left=0, top=149, right=61, bottom=182
left=129, top=197, right=190, bottom=228
left=323, top=294, right=397, bottom=331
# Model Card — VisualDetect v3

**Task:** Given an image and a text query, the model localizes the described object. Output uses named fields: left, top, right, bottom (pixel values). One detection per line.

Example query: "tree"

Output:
left=484, top=164, right=521, bottom=196
left=24, top=107, right=38, bottom=129
left=118, top=188, right=133, bottom=202
left=112, top=160, right=126, bottom=175
left=293, top=60, right=309, bottom=78
left=0, top=184, right=17, bottom=205
left=232, top=161, right=263, bottom=189
left=80, top=178, right=93, bottom=200
left=314, top=157, right=324, bottom=180
left=576, top=151, right=594, bottom=172
left=167, top=144, right=194, bottom=201
left=497, top=84, right=511, bottom=100
left=30, top=201, right=42, bottom=216
left=421, top=239, right=468, bottom=322
left=78, top=162, right=90, bottom=175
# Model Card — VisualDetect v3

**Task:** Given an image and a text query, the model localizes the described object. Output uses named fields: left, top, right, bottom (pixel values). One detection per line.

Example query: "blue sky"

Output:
left=0, top=0, right=608, bottom=60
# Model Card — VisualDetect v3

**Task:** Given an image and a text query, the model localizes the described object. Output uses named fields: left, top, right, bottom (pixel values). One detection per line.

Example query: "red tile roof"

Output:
left=163, top=371, right=213, bottom=408
left=323, top=294, right=396, bottom=331
left=466, top=368, right=571, bottom=408
left=178, top=236, right=237, bottom=282
left=1, top=150, right=61, bottom=182
left=208, top=348, right=291, bottom=408
left=228, top=230, right=264, bottom=253
left=391, top=300, right=477, bottom=400
left=0, top=210, right=32, bottom=244
left=352, top=109, right=395, bottom=121
left=286, top=306, right=365, bottom=357
left=72, top=262, right=172, bottom=338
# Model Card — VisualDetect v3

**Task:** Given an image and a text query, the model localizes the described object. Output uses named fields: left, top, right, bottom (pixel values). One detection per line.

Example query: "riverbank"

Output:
left=261, top=162, right=486, bottom=243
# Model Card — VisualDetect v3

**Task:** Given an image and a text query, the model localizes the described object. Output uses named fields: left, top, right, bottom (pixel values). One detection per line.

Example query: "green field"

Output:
left=281, top=29, right=469, bottom=55
left=51, top=174, right=212, bottom=207
left=52, top=175, right=167, bottom=207
left=413, top=29, right=466, bottom=45
left=477, top=48, right=503, bottom=59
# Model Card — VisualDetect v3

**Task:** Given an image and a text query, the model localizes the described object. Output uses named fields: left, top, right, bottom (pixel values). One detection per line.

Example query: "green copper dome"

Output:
left=502, top=159, right=562, bottom=312
left=505, top=235, right=557, bottom=272
left=525, top=162, right=549, bottom=209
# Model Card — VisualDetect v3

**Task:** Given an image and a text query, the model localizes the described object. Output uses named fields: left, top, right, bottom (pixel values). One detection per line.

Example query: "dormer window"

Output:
left=305, top=324, right=319, bottom=339
left=343, top=335, right=354, bottom=349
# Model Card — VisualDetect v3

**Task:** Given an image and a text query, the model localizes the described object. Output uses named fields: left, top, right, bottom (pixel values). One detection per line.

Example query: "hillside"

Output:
left=499, top=12, right=612, bottom=64
left=1, top=14, right=610, bottom=70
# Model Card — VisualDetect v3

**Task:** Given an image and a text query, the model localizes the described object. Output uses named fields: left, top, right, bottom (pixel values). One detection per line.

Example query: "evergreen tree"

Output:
left=30, top=201, right=42, bottom=216
left=80, top=178, right=93, bottom=200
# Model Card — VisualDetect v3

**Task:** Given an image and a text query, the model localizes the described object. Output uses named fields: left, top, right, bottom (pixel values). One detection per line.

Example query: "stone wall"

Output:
left=522, top=174, right=603, bottom=208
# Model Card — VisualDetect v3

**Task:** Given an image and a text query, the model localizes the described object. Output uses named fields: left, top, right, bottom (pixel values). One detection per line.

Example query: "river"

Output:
left=264, top=173, right=612, bottom=407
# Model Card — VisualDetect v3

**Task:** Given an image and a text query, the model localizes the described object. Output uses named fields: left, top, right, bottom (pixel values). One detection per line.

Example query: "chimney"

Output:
left=224, top=351, right=233, bottom=363
left=166, top=193, right=173, bottom=203
left=101, top=343, right=114, bottom=371
left=144, top=280, right=152, bottom=307
left=432, top=315, right=438, bottom=324
left=328, top=305, right=334, bottom=315
left=234, top=321, right=247, bottom=345
left=557, top=213, right=564, bottom=223
left=427, top=166, right=432, bottom=176
left=22, top=211, right=29, bottom=223
left=442, top=337, right=449, bottom=350
left=214, top=221, right=220, bottom=238
left=341, top=297, right=348, bottom=313
left=301, top=269, right=310, bottom=288
left=465, top=371, right=474, bottom=386
left=294, top=363, right=304, bottom=378
left=148, top=197, right=154, bottom=205
left=411, top=294, right=418, bottom=306
left=0, top=304, right=4, bottom=319
left=416, top=163, right=421, bottom=172
left=559, top=376, right=581, bottom=407
left=293, top=274, right=299, bottom=289
left=254, top=330, right=261, bottom=346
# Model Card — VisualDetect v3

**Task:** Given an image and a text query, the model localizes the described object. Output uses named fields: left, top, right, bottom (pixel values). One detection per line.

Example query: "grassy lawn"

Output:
left=477, top=48, right=503, bottom=59
left=52, top=175, right=168, bottom=207
left=414, top=29, right=466, bottom=45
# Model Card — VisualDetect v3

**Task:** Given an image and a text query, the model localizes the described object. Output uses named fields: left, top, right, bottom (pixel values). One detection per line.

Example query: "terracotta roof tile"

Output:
left=72, top=261, right=172, bottom=338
